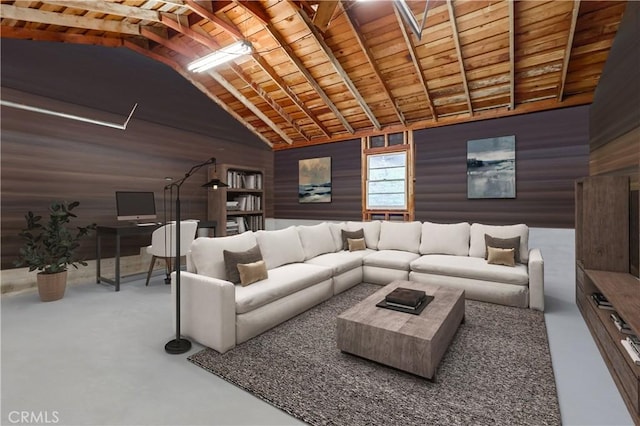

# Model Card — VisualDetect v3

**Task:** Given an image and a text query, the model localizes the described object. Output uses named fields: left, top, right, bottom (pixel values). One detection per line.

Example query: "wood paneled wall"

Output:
left=589, top=0, right=639, bottom=187
left=273, top=107, right=589, bottom=228
left=1, top=89, right=273, bottom=270
left=414, top=106, right=590, bottom=228
left=274, top=139, right=362, bottom=221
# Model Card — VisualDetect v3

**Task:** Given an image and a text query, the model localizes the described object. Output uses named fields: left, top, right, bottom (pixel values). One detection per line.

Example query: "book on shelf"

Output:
left=386, top=287, right=427, bottom=308
left=591, top=292, right=614, bottom=310
left=610, top=313, right=634, bottom=334
left=620, top=338, right=640, bottom=366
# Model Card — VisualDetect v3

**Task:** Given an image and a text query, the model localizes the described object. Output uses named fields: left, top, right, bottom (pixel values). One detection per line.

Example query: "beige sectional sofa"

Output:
left=175, top=220, right=544, bottom=353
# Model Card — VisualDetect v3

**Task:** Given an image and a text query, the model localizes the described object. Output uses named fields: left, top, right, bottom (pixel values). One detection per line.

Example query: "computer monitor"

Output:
left=115, top=191, right=157, bottom=222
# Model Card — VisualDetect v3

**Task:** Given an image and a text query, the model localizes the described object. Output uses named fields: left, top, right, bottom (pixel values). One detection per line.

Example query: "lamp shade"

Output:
left=202, top=179, right=229, bottom=190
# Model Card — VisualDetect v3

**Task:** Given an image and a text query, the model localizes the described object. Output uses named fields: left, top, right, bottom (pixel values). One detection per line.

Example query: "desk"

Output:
left=96, top=221, right=216, bottom=291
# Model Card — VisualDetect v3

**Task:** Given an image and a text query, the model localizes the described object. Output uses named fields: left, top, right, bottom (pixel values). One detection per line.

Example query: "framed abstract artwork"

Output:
left=299, top=157, right=331, bottom=203
left=467, top=136, right=516, bottom=199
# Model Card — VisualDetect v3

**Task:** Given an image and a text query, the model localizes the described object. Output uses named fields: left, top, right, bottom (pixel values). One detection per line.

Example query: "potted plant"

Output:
left=15, top=201, right=96, bottom=302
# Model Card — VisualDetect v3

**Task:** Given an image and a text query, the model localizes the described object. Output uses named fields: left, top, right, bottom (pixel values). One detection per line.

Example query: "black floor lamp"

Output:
left=164, top=157, right=228, bottom=355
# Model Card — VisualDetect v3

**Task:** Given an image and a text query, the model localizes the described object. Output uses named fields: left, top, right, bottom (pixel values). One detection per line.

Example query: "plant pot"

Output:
left=37, top=271, right=67, bottom=302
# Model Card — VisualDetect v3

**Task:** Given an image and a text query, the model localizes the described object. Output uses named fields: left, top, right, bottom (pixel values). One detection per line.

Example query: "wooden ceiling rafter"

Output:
left=0, top=3, right=141, bottom=35
left=183, top=0, right=243, bottom=40
left=342, top=2, right=406, bottom=127
left=0, top=26, right=124, bottom=46
left=233, top=0, right=355, bottom=135
left=40, top=0, right=162, bottom=23
left=291, top=1, right=382, bottom=131
left=558, top=0, right=581, bottom=102
left=393, top=4, right=437, bottom=122
left=446, top=0, right=473, bottom=116
left=312, top=0, right=339, bottom=32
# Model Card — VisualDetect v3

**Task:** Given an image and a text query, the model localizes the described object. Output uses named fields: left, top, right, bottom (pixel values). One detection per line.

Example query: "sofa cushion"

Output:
left=223, top=244, right=263, bottom=284
left=348, top=238, right=367, bottom=251
left=487, top=247, right=516, bottom=267
left=346, top=221, right=381, bottom=249
left=328, top=222, right=346, bottom=252
left=363, top=250, right=420, bottom=271
left=377, top=221, right=422, bottom=253
left=237, top=260, right=269, bottom=286
left=410, top=254, right=529, bottom=285
left=297, top=223, right=336, bottom=260
left=420, top=222, right=470, bottom=256
left=235, top=263, right=332, bottom=314
left=255, top=227, right=305, bottom=270
left=485, top=234, right=521, bottom=263
left=190, top=232, right=257, bottom=280
left=341, top=229, right=365, bottom=250
left=305, top=251, right=363, bottom=275
left=469, top=223, right=529, bottom=263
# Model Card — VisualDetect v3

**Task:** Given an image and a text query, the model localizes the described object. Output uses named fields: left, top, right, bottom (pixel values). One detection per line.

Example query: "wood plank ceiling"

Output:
left=0, top=0, right=627, bottom=150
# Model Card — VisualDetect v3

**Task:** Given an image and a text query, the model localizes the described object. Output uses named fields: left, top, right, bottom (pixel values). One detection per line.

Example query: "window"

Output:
left=367, top=152, right=407, bottom=210
left=362, top=131, right=414, bottom=220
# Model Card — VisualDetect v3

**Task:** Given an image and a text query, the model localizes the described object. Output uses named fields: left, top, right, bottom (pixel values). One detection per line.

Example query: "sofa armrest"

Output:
left=528, top=248, right=544, bottom=311
left=171, top=271, right=236, bottom=353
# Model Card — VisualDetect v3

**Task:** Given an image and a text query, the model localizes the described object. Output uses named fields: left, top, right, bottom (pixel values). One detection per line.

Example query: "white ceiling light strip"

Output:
left=0, top=99, right=138, bottom=130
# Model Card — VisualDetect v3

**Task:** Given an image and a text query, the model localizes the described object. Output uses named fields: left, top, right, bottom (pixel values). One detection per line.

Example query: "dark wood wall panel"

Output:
left=589, top=1, right=639, bottom=187
left=589, top=1, right=639, bottom=151
left=274, top=139, right=362, bottom=221
left=413, top=106, right=590, bottom=228
left=1, top=89, right=273, bottom=269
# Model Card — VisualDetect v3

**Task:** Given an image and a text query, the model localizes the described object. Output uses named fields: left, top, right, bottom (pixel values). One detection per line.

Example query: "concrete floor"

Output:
left=1, top=228, right=634, bottom=426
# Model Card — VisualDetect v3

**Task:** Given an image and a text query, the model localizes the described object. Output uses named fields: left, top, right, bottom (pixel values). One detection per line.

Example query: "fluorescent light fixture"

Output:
left=187, top=40, right=253, bottom=73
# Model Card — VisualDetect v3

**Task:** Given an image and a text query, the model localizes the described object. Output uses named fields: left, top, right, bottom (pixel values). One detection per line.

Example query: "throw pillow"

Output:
left=223, top=245, right=263, bottom=284
left=341, top=229, right=364, bottom=251
left=237, top=260, right=268, bottom=286
left=347, top=237, right=366, bottom=252
left=484, top=234, right=521, bottom=263
left=487, top=246, right=516, bottom=267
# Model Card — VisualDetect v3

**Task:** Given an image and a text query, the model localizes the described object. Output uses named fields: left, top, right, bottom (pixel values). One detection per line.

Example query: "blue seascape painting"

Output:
left=299, top=157, right=331, bottom=203
left=467, top=136, right=516, bottom=199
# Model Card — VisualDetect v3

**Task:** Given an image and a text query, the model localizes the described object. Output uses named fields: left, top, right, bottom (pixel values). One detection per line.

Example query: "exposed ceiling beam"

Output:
left=343, top=4, right=406, bottom=126
left=251, top=54, right=331, bottom=138
left=233, top=0, right=354, bottom=134
left=184, top=0, right=243, bottom=40
left=0, top=4, right=141, bottom=35
left=292, top=1, right=381, bottom=131
left=509, top=0, right=515, bottom=110
left=153, top=18, right=294, bottom=144
left=393, top=4, right=437, bottom=121
left=558, top=0, right=581, bottom=102
left=446, top=0, right=473, bottom=116
left=313, top=0, right=339, bottom=32
left=0, top=26, right=124, bottom=47
left=229, top=63, right=310, bottom=141
left=40, top=0, right=161, bottom=23
left=124, top=39, right=273, bottom=147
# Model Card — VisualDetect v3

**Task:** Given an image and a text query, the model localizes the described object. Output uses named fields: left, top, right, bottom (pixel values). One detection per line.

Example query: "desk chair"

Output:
left=145, top=221, right=198, bottom=286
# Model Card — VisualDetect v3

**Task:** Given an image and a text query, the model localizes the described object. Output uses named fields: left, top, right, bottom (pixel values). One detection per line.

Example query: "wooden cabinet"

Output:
left=208, top=164, right=265, bottom=236
left=575, top=176, right=639, bottom=424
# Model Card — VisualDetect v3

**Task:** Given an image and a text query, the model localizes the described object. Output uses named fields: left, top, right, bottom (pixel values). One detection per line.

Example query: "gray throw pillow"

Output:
left=341, top=229, right=364, bottom=251
left=223, top=245, right=263, bottom=284
left=484, top=234, right=521, bottom=263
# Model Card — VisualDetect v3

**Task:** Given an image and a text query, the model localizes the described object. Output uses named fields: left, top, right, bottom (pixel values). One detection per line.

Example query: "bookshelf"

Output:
left=208, top=164, right=265, bottom=236
left=575, top=176, right=639, bottom=423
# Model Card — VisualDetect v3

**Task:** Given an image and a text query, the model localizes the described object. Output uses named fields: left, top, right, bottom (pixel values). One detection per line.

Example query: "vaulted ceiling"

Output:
left=0, top=0, right=627, bottom=149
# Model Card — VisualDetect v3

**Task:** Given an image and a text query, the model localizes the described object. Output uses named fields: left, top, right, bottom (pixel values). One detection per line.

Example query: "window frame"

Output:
left=361, top=131, right=414, bottom=221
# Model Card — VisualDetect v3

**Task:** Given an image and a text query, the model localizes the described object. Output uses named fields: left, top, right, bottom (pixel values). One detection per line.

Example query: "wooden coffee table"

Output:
left=337, top=280, right=464, bottom=379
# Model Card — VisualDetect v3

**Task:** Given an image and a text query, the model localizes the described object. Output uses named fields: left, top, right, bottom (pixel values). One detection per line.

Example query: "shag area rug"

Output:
left=188, top=283, right=560, bottom=426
